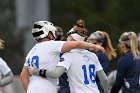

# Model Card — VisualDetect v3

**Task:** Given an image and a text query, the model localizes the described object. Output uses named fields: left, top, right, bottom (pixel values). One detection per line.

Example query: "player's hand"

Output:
left=91, top=45, right=105, bottom=53
left=96, top=45, right=105, bottom=53
left=28, top=67, right=40, bottom=75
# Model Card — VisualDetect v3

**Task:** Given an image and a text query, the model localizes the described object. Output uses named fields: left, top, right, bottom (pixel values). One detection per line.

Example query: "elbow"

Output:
left=7, top=72, right=14, bottom=84
left=20, top=72, right=25, bottom=81
left=50, top=74, right=61, bottom=79
left=20, top=73, right=23, bottom=80
left=49, top=72, right=62, bottom=79
left=11, top=73, right=14, bottom=82
left=9, top=72, right=14, bottom=81
left=20, top=67, right=29, bottom=81
left=51, top=76, right=59, bottom=79
left=9, top=76, right=14, bottom=83
left=101, top=76, right=110, bottom=86
left=103, top=77, right=110, bottom=85
left=103, top=78, right=111, bottom=87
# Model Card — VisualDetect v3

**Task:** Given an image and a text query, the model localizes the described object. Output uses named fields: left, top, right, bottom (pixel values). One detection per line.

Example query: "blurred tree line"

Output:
left=50, top=0, right=140, bottom=70
left=0, top=0, right=24, bottom=75
left=0, top=0, right=140, bottom=74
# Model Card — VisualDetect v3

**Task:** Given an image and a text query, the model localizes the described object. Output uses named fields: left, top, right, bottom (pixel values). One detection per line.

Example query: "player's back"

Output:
left=65, top=49, right=102, bottom=93
left=25, top=40, right=65, bottom=93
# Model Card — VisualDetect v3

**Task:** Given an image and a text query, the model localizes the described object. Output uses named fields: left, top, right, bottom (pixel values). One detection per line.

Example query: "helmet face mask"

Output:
left=32, top=21, right=56, bottom=40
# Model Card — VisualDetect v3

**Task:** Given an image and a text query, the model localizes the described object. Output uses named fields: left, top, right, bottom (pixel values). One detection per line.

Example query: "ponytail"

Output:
left=97, top=31, right=117, bottom=60
left=119, top=32, right=140, bottom=59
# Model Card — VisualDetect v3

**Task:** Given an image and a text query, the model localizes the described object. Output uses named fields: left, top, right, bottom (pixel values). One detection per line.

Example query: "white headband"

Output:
left=71, top=34, right=85, bottom=41
left=68, top=28, right=85, bottom=41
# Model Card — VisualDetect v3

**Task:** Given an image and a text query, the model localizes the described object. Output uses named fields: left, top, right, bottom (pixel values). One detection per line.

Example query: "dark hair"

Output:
left=69, top=19, right=88, bottom=37
left=55, top=26, right=64, bottom=41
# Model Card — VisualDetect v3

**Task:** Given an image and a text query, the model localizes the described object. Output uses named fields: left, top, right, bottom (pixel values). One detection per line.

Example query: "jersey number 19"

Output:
left=27, top=55, right=39, bottom=68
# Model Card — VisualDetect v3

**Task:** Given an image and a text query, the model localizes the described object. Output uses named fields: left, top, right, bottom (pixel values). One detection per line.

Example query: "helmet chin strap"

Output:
left=71, top=34, right=85, bottom=41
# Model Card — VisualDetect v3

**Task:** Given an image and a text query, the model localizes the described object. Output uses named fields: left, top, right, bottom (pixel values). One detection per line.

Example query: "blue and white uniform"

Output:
left=57, top=49, right=103, bottom=93
left=24, top=40, right=65, bottom=93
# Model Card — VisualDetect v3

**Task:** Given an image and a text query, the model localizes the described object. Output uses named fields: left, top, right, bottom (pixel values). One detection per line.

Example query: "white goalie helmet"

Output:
left=32, top=21, right=57, bottom=40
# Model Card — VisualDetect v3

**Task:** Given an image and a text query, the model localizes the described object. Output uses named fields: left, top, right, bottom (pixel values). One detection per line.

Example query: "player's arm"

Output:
left=61, top=41, right=104, bottom=53
left=29, top=66, right=66, bottom=79
left=96, top=70, right=111, bottom=93
left=29, top=54, right=70, bottom=79
left=0, top=71, right=13, bottom=87
left=20, top=66, right=30, bottom=91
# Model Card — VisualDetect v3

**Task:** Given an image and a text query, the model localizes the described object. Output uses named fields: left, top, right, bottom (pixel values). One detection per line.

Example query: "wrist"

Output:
left=39, top=69, right=47, bottom=78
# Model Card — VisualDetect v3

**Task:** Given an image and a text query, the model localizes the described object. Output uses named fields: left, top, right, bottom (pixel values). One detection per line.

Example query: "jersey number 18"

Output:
left=82, top=64, right=96, bottom=84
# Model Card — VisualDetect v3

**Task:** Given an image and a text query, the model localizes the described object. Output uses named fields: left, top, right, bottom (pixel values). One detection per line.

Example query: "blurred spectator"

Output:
left=111, top=32, right=140, bottom=93
left=55, top=26, right=64, bottom=41
left=0, top=39, right=14, bottom=93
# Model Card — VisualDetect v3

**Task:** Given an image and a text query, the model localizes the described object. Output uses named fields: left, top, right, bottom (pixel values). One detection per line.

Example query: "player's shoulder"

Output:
left=36, top=40, right=65, bottom=47
left=85, top=50, right=98, bottom=58
left=47, top=40, right=65, bottom=45
left=45, top=40, right=65, bottom=49
left=0, top=57, right=7, bottom=65
left=118, top=52, right=133, bottom=64
left=0, top=57, right=5, bottom=62
left=26, top=45, right=37, bottom=57
left=61, top=49, right=76, bottom=58
left=84, top=51, right=100, bottom=63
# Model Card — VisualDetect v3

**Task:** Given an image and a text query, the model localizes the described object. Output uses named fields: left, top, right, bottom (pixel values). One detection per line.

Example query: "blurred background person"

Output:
left=0, top=39, right=14, bottom=93
left=55, top=26, right=65, bottom=41
left=111, top=32, right=140, bottom=93
left=87, top=31, right=117, bottom=93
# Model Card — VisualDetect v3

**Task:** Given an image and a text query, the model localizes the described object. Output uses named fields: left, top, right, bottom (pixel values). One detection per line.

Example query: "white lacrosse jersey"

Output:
left=24, top=40, right=65, bottom=93
left=0, top=58, right=11, bottom=93
left=57, top=49, right=103, bottom=93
